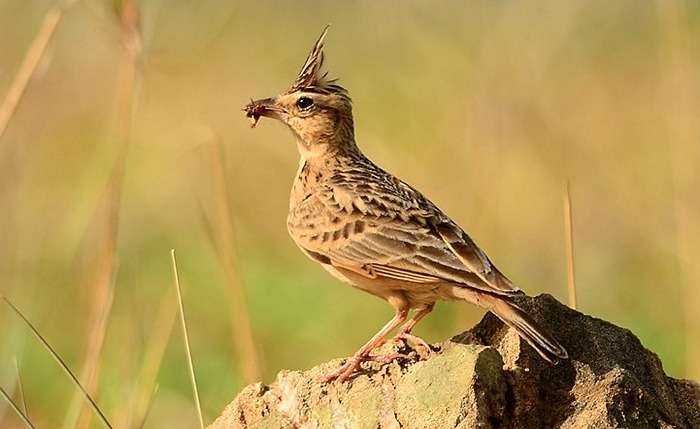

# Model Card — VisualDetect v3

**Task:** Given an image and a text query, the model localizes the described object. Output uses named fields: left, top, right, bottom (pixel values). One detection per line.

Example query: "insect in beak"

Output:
left=243, top=97, right=279, bottom=128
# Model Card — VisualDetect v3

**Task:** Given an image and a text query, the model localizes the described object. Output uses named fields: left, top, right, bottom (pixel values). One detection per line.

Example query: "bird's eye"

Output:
left=296, top=97, right=314, bottom=110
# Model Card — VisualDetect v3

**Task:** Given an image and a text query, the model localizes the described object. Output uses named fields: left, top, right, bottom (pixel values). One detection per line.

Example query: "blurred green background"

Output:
left=1, top=0, right=699, bottom=427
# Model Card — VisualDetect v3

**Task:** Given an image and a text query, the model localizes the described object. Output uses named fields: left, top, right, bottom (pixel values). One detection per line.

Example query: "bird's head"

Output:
left=244, top=27, right=355, bottom=159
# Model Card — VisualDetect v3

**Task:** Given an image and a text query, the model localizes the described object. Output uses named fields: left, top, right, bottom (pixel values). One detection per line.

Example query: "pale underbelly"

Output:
left=319, top=262, right=454, bottom=309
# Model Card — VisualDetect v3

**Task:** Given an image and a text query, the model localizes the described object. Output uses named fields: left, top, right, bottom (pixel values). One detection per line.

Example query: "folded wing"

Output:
left=288, top=179, right=519, bottom=296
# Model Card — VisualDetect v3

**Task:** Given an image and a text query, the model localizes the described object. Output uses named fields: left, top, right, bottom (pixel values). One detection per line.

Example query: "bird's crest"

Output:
left=288, top=25, right=348, bottom=97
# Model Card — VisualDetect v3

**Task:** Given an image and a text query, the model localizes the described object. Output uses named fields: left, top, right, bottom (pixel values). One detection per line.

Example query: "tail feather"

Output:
left=454, top=287, right=568, bottom=362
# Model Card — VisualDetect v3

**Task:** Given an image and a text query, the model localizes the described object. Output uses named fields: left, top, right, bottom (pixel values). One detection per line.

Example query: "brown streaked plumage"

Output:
left=244, top=27, right=567, bottom=383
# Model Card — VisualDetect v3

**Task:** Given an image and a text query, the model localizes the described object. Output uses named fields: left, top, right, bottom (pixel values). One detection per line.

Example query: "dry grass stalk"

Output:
left=114, top=290, right=177, bottom=429
left=203, top=141, right=262, bottom=383
left=656, top=0, right=700, bottom=380
left=135, top=383, right=159, bottom=429
left=563, top=181, right=577, bottom=310
left=63, top=117, right=126, bottom=429
left=2, top=2, right=123, bottom=429
left=69, top=1, right=143, bottom=425
left=170, top=249, right=205, bottom=429
left=12, top=357, right=29, bottom=420
left=1, top=295, right=113, bottom=428
left=113, top=0, right=143, bottom=135
left=62, top=265, right=117, bottom=429
left=0, top=0, right=79, bottom=140
left=0, top=385, right=35, bottom=429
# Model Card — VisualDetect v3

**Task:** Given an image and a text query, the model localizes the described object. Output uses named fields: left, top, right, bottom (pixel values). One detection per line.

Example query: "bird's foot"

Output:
left=393, top=333, right=433, bottom=359
left=322, top=352, right=404, bottom=384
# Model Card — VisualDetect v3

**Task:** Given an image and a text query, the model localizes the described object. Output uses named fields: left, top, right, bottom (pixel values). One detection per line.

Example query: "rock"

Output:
left=209, top=295, right=700, bottom=429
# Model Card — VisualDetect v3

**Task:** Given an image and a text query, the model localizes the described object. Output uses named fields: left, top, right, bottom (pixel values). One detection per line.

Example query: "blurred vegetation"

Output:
left=1, top=1, right=699, bottom=427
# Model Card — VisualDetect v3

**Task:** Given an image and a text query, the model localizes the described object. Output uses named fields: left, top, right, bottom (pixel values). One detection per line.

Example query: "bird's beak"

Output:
left=243, top=97, right=285, bottom=128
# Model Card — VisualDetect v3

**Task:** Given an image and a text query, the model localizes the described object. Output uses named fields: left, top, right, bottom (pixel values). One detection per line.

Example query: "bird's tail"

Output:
left=453, top=288, right=568, bottom=362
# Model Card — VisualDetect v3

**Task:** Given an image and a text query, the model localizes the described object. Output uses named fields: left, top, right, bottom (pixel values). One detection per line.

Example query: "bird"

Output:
left=244, top=27, right=567, bottom=383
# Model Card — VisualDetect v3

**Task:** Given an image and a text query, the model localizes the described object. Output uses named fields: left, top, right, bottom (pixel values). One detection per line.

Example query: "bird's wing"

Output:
left=288, top=175, right=519, bottom=295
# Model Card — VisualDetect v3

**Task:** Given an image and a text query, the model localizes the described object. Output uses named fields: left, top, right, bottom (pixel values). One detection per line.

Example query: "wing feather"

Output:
left=288, top=164, right=520, bottom=294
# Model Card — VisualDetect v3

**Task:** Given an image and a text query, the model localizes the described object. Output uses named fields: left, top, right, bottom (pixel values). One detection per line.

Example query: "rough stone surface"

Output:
left=209, top=295, right=700, bottom=429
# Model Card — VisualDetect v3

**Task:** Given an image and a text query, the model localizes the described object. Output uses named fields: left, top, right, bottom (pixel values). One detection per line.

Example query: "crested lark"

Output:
left=244, top=28, right=567, bottom=383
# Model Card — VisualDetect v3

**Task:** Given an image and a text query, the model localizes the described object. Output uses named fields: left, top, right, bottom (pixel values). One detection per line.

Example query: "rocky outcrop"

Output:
left=210, top=295, right=700, bottom=428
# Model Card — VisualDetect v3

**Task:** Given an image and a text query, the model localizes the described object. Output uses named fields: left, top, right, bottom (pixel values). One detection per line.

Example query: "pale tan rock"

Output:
left=210, top=295, right=700, bottom=429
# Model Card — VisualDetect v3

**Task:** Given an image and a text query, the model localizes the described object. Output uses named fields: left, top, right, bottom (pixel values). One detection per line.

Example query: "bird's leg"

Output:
left=323, top=306, right=408, bottom=383
left=392, top=304, right=434, bottom=357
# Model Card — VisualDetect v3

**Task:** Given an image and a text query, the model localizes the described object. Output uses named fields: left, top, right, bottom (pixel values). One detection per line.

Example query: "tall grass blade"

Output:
left=563, top=181, right=577, bottom=309
left=115, top=290, right=177, bottom=429
left=1, top=295, right=113, bottom=428
left=62, top=267, right=116, bottom=429
left=64, top=100, right=125, bottom=429
left=68, top=2, right=142, bottom=426
left=62, top=125, right=124, bottom=429
left=13, top=357, right=28, bottom=418
left=201, top=139, right=262, bottom=383
left=656, top=0, right=700, bottom=380
left=0, top=0, right=79, bottom=140
left=170, top=249, right=205, bottom=429
left=0, top=385, right=35, bottom=429
left=136, top=383, right=159, bottom=429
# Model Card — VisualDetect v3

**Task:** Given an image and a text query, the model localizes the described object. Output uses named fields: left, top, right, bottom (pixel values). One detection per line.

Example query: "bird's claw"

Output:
left=321, top=352, right=405, bottom=383
left=393, top=333, right=433, bottom=359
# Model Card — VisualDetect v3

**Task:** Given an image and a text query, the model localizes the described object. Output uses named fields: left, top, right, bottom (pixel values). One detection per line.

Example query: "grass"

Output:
left=0, top=385, right=35, bottom=429
left=60, top=273, right=115, bottom=429
left=1, top=295, right=113, bottom=428
left=62, top=145, right=122, bottom=429
left=0, top=2, right=68, bottom=140
left=170, top=249, right=205, bottom=429
left=655, top=0, right=700, bottom=381
left=136, top=383, right=160, bottom=429
left=13, top=357, right=28, bottom=419
left=563, top=181, right=577, bottom=310
left=200, top=139, right=262, bottom=384
left=114, top=290, right=177, bottom=428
